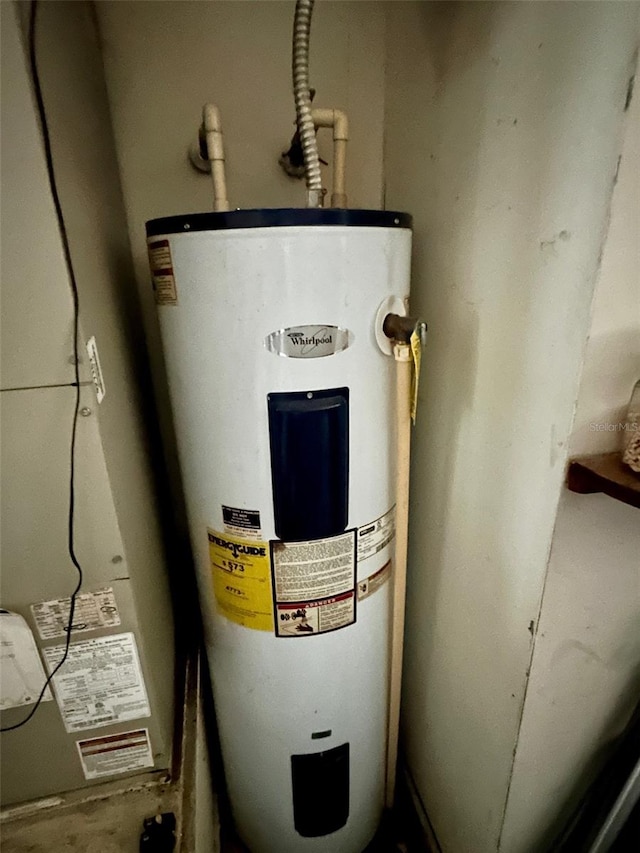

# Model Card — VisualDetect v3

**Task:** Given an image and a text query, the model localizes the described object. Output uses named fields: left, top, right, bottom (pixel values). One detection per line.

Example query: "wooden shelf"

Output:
left=567, top=452, right=640, bottom=509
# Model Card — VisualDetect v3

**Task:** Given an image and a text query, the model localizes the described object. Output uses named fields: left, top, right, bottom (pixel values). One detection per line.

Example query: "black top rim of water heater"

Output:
left=145, top=208, right=412, bottom=236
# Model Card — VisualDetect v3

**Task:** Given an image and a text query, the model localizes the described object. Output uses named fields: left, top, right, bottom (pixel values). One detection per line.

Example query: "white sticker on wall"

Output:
left=31, top=588, right=121, bottom=641
left=357, top=506, right=395, bottom=563
left=43, top=632, right=150, bottom=733
left=76, top=728, right=154, bottom=780
left=0, top=611, right=52, bottom=709
left=86, top=336, right=106, bottom=403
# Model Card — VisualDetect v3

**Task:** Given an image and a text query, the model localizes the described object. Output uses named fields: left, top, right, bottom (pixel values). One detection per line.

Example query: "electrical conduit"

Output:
left=292, top=0, right=323, bottom=207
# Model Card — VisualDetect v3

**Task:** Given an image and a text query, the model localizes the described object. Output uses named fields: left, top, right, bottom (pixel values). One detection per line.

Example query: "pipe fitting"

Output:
left=311, top=108, right=349, bottom=208
left=202, top=104, right=230, bottom=212
left=383, top=313, right=419, bottom=345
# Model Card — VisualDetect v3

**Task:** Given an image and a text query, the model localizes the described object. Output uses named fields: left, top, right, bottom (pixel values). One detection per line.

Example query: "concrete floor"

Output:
left=1, top=774, right=180, bottom=853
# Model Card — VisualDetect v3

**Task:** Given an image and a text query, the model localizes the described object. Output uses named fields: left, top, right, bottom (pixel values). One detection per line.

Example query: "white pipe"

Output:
left=311, top=107, right=349, bottom=208
left=202, top=104, right=229, bottom=212
left=292, top=0, right=323, bottom=207
left=385, top=341, right=412, bottom=808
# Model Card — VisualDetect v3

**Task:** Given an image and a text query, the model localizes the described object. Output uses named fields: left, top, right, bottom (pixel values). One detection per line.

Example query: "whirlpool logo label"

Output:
left=265, top=325, right=351, bottom=358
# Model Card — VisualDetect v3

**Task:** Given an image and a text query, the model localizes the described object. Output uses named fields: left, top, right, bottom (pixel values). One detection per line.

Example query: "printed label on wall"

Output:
left=271, top=531, right=356, bottom=637
left=76, top=728, right=153, bottom=780
left=31, top=588, right=120, bottom=641
left=86, top=337, right=106, bottom=404
left=148, top=239, right=177, bottom=305
left=357, top=560, right=392, bottom=601
left=222, top=505, right=262, bottom=540
left=265, top=325, right=351, bottom=359
left=208, top=529, right=273, bottom=631
left=357, top=507, right=395, bottom=563
left=43, top=632, right=150, bottom=733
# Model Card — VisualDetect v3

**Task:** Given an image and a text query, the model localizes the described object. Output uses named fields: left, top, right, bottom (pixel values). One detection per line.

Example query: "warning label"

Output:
left=31, top=588, right=120, bottom=641
left=148, top=239, right=177, bottom=305
left=357, top=506, right=395, bottom=563
left=222, top=505, right=261, bottom=540
left=76, top=728, right=153, bottom=780
left=208, top=529, right=273, bottom=631
left=43, top=633, right=150, bottom=733
left=271, top=531, right=356, bottom=637
left=276, top=592, right=355, bottom=637
left=357, top=559, right=392, bottom=601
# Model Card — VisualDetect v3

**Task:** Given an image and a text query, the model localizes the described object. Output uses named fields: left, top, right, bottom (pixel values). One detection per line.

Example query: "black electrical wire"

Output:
left=1, top=0, right=84, bottom=733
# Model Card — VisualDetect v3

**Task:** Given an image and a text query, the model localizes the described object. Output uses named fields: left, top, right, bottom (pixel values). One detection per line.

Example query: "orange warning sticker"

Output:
left=207, top=529, right=273, bottom=631
left=357, top=559, right=392, bottom=601
left=148, top=239, right=178, bottom=305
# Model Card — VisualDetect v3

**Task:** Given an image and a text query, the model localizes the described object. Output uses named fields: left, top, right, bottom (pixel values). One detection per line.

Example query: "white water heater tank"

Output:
left=146, top=208, right=412, bottom=853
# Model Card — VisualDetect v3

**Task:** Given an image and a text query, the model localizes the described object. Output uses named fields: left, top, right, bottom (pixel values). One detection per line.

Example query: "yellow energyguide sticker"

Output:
left=207, top=529, right=273, bottom=631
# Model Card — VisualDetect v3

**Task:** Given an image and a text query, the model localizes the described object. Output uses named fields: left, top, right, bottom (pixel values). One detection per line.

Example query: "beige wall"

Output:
left=384, top=2, right=639, bottom=851
left=500, top=63, right=640, bottom=852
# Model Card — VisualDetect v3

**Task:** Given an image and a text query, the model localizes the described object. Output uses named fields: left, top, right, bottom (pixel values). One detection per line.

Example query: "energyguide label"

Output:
left=208, top=530, right=274, bottom=631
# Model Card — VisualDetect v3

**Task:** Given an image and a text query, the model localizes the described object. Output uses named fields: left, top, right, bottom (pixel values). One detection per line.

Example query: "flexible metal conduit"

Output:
left=292, top=0, right=323, bottom=207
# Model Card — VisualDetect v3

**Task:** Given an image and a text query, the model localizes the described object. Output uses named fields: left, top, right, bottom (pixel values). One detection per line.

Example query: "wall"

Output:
left=383, top=2, right=639, bottom=851
left=1, top=1, right=174, bottom=802
left=95, top=0, right=386, bottom=495
left=500, top=62, right=640, bottom=852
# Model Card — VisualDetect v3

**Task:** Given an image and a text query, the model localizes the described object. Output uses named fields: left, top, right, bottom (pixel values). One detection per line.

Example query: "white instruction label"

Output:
left=357, top=507, right=395, bottom=563
left=43, top=632, right=150, bottom=733
left=271, top=531, right=356, bottom=637
left=31, top=588, right=120, bottom=641
left=76, top=728, right=153, bottom=780
left=272, top=531, right=355, bottom=602
left=148, top=239, right=177, bottom=305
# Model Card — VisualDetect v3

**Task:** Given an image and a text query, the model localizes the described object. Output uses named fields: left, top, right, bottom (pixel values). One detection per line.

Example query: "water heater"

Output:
left=146, top=208, right=412, bottom=851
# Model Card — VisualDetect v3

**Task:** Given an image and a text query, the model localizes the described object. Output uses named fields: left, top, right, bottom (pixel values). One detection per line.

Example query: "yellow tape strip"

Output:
left=410, top=327, right=422, bottom=425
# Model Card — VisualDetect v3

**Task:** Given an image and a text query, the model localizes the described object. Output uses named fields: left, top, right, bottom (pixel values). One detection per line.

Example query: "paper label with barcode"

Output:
left=43, top=633, right=150, bottom=733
